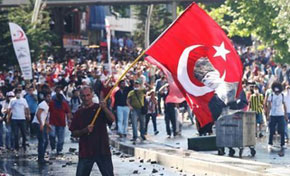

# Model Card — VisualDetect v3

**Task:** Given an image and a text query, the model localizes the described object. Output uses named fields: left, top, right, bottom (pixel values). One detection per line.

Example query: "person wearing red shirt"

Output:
left=48, top=86, right=72, bottom=155
left=70, top=86, right=115, bottom=176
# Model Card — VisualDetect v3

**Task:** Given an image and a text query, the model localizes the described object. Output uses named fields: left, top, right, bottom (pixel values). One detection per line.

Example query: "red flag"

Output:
left=145, top=3, right=243, bottom=127
left=145, top=56, right=185, bottom=104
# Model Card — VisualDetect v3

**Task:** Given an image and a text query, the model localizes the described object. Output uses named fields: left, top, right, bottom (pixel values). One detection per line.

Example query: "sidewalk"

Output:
left=109, top=115, right=290, bottom=176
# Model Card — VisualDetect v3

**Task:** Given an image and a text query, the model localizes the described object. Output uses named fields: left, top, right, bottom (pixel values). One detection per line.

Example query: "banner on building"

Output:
left=9, top=22, right=33, bottom=80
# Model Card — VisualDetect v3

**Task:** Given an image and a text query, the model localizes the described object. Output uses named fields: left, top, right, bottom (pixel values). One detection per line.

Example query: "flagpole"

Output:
left=89, top=3, right=195, bottom=126
left=90, top=50, right=146, bottom=126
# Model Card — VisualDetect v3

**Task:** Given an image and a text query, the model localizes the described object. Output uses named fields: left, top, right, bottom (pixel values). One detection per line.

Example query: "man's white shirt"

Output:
left=32, top=100, right=49, bottom=124
left=8, top=97, right=29, bottom=120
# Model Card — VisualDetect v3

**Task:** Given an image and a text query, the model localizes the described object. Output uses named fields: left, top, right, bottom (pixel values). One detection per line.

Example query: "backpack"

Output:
left=270, top=93, right=284, bottom=103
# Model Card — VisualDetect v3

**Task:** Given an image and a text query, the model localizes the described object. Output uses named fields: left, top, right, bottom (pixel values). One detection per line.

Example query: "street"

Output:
left=1, top=114, right=290, bottom=176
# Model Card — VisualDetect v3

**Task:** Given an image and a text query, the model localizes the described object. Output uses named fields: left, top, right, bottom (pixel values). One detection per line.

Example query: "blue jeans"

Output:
left=165, top=107, right=176, bottom=136
left=33, top=123, right=48, bottom=161
left=0, top=121, right=3, bottom=147
left=4, top=122, right=13, bottom=149
left=285, top=113, right=290, bottom=139
left=49, top=125, right=65, bottom=153
left=76, top=155, right=114, bottom=176
left=145, top=113, right=157, bottom=133
left=11, top=120, right=27, bottom=151
left=131, top=109, right=145, bottom=139
left=269, top=116, right=285, bottom=146
left=117, top=106, right=130, bottom=135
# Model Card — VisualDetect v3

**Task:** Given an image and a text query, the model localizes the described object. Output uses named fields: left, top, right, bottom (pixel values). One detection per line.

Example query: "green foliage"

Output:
left=9, top=5, right=56, bottom=61
left=111, top=5, right=131, bottom=18
left=0, top=3, right=56, bottom=69
left=132, top=5, right=171, bottom=48
left=0, top=7, right=13, bottom=69
left=208, top=0, right=290, bottom=63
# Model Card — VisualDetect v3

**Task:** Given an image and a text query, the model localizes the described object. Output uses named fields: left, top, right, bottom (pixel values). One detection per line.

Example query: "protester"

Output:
left=0, top=36, right=290, bottom=161
left=24, top=85, right=38, bottom=136
left=127, top=80, right=148, bottom=143
left=114, top=80, right=131, bottom=138
left=144, top=90, right=159, bottom=135
left=69, top=86, right=115, bottom=176
left=48, top=86, right=72, bottom=155
left=155, top=76, right=166, bottom=115
left=283, top=85, right=290, bottom=143
left=0, top=91, right=4, bottom=148
left=249, top=85, right=264, bottom=138
left=159, top=84, right=177, bottom=138
left=1, top=92, right=14, bottom=150
left=7, top=89, right=30, bottom=152
left=32, top=91, right=51, bottom=164
left=266, top=82, right=287, bottom=149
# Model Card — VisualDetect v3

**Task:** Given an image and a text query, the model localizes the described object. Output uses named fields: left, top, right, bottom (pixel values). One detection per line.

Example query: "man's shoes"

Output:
left=118, top=133, right=123, bottom=138
left=167, top=135, right=171, bottom=139
left=56, top=151, right=63, bottom=156
left=130, top=138, right=136, bottom=142
left=268, top=144, right=273, bottom=151
left=154, top=131, right=159, bottom=135
left=258, top=133, right=264, bottom=138
left=38, top=159, right=49, bottom=165
left=141, top=135, right=146, bottom=141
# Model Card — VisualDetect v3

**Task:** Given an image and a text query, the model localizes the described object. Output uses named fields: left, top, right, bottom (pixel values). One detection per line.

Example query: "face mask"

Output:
left=254, top=89, right=259, bottom=94
left=16, top=93, right=21, bottom=98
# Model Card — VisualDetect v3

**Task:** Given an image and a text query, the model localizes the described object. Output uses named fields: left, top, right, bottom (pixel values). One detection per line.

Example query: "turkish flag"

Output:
left=145, top=56, right=185, bottom=104
left=146, top=3, right=243, bottom=127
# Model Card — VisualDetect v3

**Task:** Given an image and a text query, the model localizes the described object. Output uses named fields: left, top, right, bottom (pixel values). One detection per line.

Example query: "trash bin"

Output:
left=216, top=111, right=256, bottom=157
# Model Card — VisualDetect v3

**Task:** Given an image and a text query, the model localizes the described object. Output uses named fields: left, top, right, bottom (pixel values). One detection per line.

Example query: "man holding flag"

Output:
left=145, top=3, right=243, bottom=128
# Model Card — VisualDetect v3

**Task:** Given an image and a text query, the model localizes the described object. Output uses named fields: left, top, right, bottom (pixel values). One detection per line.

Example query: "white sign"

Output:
left=9, top=22, right=32, bottom=80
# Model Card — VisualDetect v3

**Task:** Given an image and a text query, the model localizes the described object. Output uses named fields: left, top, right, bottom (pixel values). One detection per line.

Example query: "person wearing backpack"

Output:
left=266, top=82, right=288, bottom=149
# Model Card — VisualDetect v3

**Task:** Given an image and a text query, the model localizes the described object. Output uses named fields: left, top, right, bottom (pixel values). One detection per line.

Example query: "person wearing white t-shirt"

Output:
left=283, top=85, right=290, bottom=142
left=32, top=91, right=51, bottom=164
left=266, top=82, right=287, bottom=149
left=7, top=89, right=30, bottom=152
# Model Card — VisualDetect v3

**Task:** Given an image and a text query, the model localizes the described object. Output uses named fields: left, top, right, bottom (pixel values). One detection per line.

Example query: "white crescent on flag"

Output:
left=177, top=45, right=226, bottom=97
left=9, top=22, right=32, bottom=80
left=177, top=45, right=213, bottom=96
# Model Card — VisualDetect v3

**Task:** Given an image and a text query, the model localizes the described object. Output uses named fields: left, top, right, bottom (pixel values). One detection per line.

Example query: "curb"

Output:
left=110, top=138, right=287, bottom=176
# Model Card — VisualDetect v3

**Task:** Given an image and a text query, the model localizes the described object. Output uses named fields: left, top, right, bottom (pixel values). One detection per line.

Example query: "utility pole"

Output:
left=31, top=0, right=42, bottom=27
left=144, top=4, right=154, bottom=48
left=172, top=0, right=177, bottom=21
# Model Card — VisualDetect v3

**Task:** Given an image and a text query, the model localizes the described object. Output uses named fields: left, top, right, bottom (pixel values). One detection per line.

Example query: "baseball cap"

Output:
left=6, top=91, right=15, bottom=97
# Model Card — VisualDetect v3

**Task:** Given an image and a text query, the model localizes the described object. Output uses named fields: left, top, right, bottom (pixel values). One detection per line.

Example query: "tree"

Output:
left=208, top=0, right=290, bottom=62
left=132, top=4, right=172, bottom=48
left=0, top=2, right=56, bottom=69
left=0, top=1, right=15, bottom=69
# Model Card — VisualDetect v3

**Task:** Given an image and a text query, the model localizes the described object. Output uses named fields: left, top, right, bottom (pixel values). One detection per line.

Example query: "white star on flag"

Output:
left=213, top=42, right=230, bottom=61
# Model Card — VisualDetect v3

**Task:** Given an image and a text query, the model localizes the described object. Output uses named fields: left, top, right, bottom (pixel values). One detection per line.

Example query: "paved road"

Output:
left=0, top=128, right=193, bottom=176
left=144, top=114, right=290, bottom=167
left=1, top=112, right=289, bottom=175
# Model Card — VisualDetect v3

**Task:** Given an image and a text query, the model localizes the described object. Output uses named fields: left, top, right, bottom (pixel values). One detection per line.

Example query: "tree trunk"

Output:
left=51, top=7, right=65, bottom=60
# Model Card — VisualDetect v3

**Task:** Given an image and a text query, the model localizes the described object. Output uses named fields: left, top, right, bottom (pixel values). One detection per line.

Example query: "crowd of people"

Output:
left=0, top=38, right=289, bottom=173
